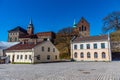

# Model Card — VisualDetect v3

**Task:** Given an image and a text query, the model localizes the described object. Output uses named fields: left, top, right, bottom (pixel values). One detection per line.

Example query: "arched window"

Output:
left=84, top=27, right=86, bottom=31
left=80, top=52, right=84, bottom=58
left=94, top=52, right=98, bottom=58
left=74, top=52, right=77, bottom=58
left=87, top=52, right=91, bottom=58
left=82, top=25, right=84, bottom=31
left=102, top=52, right=106, bottom=58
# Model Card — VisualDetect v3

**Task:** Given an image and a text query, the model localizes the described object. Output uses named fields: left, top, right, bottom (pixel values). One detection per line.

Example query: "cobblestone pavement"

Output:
left=0, top=62, right=120, bottom=80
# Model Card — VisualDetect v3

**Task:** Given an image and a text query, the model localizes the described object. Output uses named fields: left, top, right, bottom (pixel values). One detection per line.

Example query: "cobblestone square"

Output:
left=0, top=62, right=120, bottom=80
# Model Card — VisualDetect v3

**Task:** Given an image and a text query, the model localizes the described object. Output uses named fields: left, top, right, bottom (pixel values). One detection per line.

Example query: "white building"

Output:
left=5, top=41, right=60, bottom=63
left=71, top=35, right=111, bottom=61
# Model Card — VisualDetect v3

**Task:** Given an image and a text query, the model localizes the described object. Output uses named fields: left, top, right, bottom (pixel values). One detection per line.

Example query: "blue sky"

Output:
left=0, top=0, right=120, bottom=41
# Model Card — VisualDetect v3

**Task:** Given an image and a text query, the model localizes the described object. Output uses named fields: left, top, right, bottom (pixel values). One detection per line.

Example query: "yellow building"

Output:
left=71, top=35, right=111, bottom=61
left=5, top=41, right=60, bottom=63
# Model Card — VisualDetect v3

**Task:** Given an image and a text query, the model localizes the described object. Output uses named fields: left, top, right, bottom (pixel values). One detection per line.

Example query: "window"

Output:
left=53, top=48, right=55, bottom=52
left=74, top=45, right=77, bottom=49
left=94, top=52, right=98, bottom=58
left=37, top=55, right=40, bottom=60
left=87, top=52, right=91, bottom=58
left=84, top=27, right=86, bottom=31
left=102, top=52, right=106, bottom=58
left=94, top=43, right=97, bottom=49
left=42, top=46, right=44, bottom=52
left=101, top=43, right=105, bottom=49
left=17, top=55, right=19, bottom=59
left=80, top=52, right=84, bottom=58
left=87, top=44, right=90, bottom=49
left=29, top=55, right=31, bottom=60
left=82, top=25, right=84, bottom=31
left=74, top=52, right=77, bottom=58
left=48, top=47, right=50, bottom=52
left=47, top=55, right=50, bottom=60
left=79, top=27, right=81, bottom=31
left=55, top=55, right=57, bottom=60
left=80, top=44, right=83, bottom=49
left=25, top=55, right=27, bottom=59
left=15, top=37, right=17, bottom=41
left=10, top=38, right=12, bottom=42
left=20, top=55, right=23, bottom=59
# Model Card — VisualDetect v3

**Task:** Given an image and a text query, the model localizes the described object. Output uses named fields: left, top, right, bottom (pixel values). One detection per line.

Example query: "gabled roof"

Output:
left=77, top=17, right=90, bottom=25
left=6, top=42, right=43, bottom=51
left=73, top=35, right=108, bottom=43
left=8, top=26, right=27, bottom=33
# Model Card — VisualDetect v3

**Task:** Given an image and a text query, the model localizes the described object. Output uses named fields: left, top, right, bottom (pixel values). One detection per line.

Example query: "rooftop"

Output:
left=6, top=42, right=43, bottom=51
left=73, top=35, right=108, bottom=43
left=8, top=26, right=27, bottom=33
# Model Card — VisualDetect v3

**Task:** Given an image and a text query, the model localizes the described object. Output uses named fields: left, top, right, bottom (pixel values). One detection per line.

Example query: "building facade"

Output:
left=71, top=35, right=111, bottom=61
left=73, top=17, right=90, bottom=37
left=8, top=19, right=56, bottom=43
left=5, top=41, right=60, bottom=63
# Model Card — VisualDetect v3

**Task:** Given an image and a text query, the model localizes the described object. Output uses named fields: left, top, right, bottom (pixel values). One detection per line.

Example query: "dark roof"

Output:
left=36, top=31, right=55, bottom=36
left=19, top=34, right=38, bottom=38
left=8, top=26, right=27, bottom=33
left=73, top=35, right=108, bottom=43
left=6, top=42, right=43, bottom=51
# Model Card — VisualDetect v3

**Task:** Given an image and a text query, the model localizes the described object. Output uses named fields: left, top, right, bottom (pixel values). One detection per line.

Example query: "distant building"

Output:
left=72, top=17, right=90, bottom=37
left=71, top=35, right=112, bottom=61
left=5, top=41, right=60, bottom=63
left=8, top=19, right=56, bottom=43
left=0, top=42, right=19, bottom=63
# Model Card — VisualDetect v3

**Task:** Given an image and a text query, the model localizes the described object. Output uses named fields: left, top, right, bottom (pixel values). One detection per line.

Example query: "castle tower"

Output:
left=74, top=17, right=90, bottom=37
left=27, top=19, right=34, bottom=35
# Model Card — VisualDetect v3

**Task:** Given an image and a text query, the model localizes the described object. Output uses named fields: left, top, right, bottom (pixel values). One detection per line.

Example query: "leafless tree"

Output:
left=102, top=11, right=120, bottom=33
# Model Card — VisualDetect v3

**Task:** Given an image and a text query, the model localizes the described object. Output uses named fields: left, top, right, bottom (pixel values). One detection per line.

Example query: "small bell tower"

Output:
left=27, top=19, right=34, bottom=35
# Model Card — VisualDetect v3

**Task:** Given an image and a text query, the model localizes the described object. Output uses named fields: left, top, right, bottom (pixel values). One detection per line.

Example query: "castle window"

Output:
left=94, top=43, right=97, bottom=49
left=48, top=47, right=50, bottom=52
left=25, top=55, right=27, bottom=59
left=42, top=46, right=44, bottom=52
left=20, top=55, right=23, bottom=59
left=80, top=44, right=83, bottom=49
left=94, top=52, right=98, bottom=58
left=17, top=55, right=19, bottom=59
left=74, top=52, right=77, bottom=58
left=74, top=45, right=77, bottom=49
left=79, top=27, right=81, bottom=31
left=87, top=52, right=91, bottom=58
left=80, top=52, right=84, bottom=58
left=10, top=38, right=12, bottom=42
left=102, top=52, right=106, bottom=58
left=55, top=55, right=57, bottom=59
left=53, top=48, right=55, bottom=52
left=101, top=43, right=105, bottom=49
left=15, top=37, right=17, bottom=41
left=37, top=55, right=40, bottom=60
left=29, top=55, right=32, bottom=60
left=47, top=55, right=50, bottom=60
left=82, top=25, right=84, bottom=31
left=86, top=44, right=90, bottom=49
left=84, top=27, right=86, bottom=31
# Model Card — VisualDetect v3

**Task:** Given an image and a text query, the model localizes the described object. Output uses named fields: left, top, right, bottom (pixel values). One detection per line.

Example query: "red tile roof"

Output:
left=6, top=42, right=43, bottom=51
left=73, top=35, right=108, bottom=43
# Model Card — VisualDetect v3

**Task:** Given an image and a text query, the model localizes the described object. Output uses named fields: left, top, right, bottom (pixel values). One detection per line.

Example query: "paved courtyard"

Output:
left=0, top=61, right=120, bottom=80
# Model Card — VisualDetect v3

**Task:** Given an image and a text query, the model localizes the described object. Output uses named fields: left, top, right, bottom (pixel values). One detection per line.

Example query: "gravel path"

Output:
left=0, top=61, right=120, bottom=80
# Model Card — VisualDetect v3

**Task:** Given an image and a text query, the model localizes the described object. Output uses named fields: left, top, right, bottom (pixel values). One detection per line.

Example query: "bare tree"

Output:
left=55, top=27, right=73, bottom=58
left=102, top=11, right=120, bottom=33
